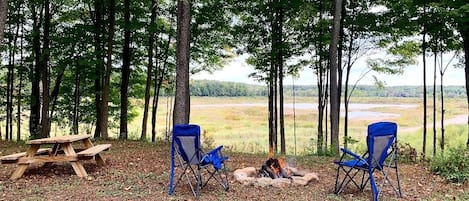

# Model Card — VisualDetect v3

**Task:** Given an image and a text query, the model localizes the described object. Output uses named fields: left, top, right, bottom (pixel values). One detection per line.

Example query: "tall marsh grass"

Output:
left=4, top=96, right=467, bottom=158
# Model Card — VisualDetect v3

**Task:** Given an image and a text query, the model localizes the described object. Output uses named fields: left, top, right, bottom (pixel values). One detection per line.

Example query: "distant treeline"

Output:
left=189, top=80, right=466, bottom=98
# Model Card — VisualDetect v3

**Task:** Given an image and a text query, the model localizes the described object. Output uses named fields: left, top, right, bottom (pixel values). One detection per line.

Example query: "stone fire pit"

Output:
left=233, top=166, right=319, bottom=188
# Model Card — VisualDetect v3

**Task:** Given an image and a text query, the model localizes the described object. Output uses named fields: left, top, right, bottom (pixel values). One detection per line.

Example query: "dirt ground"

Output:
left=0, top=139, right=467, bottom=201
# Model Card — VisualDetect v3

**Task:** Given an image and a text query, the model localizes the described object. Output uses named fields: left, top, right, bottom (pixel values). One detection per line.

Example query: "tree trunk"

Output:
left=463, top=25, right=469, bottom=148
left=30, top=4, right=41, bottom=139
left=93, top=0, right=103, bottom=138
left=152, top=25, right=172, bottom=142
left=120, top=0, right=131, bottom=139
left=17, top=67, right=23, bottom=141
left=421, top=3, right=427, bottom=158
left=329, top=0, right=342, bottom=155
left=151, top=75, right=161, bottom=142
left=7, top=19, right=14, bottom=141
left=7, top=64, right=12, bottom=141
left=268, top=81, right=274, bottom=152
left=337, top=0, right=346, bottom=129
left=316, top=1, right=325, bottom=154
left=0, top=0, right=7, bottom=43
left=100, top=0, right=115, bottom=139
left=269, top=0, right=278, bottom=153
left=49, top=70, right=65, bottom=129
left=343, top=19, right=354, bottom=149
left=142, top=0, right=157, bottom=141
left=440, top=65, right=445, bottom=153
left=40, top=0, right=51, bottom=138
left=317, top=61, right=324, bottom=153
left=17, top=21, right=24, bottom=141
left=173, top=0, right=191, bottom=125
left=72, top=66, right=80, bottom=135
left=432, top=52, right=437, bottom=156
left=9, top=0, right=23, bottom=141
left=325, top=69, right=329, bottom=152
left=277, top=1, right=285, bottom=155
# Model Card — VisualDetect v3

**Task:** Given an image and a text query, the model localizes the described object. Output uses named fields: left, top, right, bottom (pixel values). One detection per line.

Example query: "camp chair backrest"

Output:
left=366, top=122, right=397, bottom=168
left=173, top=124, right=202, bottom=165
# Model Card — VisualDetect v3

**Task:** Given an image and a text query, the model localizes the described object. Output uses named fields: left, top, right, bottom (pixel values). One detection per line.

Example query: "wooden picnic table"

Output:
left=0, top=135, right=111, bottom=180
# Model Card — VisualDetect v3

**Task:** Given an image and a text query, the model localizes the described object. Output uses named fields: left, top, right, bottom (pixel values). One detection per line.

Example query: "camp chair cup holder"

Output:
left=334, top=122, right=402, bottom=201
left=169, top=124, right=229, bottom=198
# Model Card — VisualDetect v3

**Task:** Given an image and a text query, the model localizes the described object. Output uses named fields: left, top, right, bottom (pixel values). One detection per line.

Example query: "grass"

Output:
left=2, top=96, right=467, bottom=157
left=187, top=96, right=466, bottom=156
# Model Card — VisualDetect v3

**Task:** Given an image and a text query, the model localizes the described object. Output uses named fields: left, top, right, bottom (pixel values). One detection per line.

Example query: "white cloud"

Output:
left=192, top=53, right=465, bottom=86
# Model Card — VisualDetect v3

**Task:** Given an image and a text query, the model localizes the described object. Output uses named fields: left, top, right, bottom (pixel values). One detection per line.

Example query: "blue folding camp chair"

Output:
left=168, top=124, right=229, bottom=198
left=334, top=122, right=402, bottom=201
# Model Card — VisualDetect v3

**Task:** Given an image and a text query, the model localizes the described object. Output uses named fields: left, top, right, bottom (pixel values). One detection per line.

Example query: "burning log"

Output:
left=259, top=157, right=290, bottom=179
left=233, top=147, right=319, bottom=187
left=259, top=148, right=292, bottom=179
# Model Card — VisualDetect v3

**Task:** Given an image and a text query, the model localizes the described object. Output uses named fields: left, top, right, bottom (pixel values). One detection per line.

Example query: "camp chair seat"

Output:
left=334, top=121, right=402, bottom=201
left=168, top=124, right=229, bottom=198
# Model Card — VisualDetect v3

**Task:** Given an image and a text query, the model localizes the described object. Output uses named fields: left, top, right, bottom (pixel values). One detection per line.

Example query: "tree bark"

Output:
left=315, top=1, right=326, bottom=154
left=29, top=4, right=41, bottom=139
left=49, top=70, right=65, bottom=129
left=337, top=0, right=345, bottom=127
left=41, top=0, right=51, bottom=138
left=276, top=0, right=285, bottom=155
left=17, top=20, right=24, bottom=141
left=72, top=65, right=80, bottom=135
left=329, top=0, right=342, bottom=155
left=268, top=81, right=274, bottom=152
left=6, top=18, right=15, bottom=140
left=142, top=0, right=157, bottom=141
left=120, top=0, right=131, bottom=139
left=432, top=52, right=437, bottom=156
left=463, top=25, right=469, bottom=148
left=173, top=0, right=191, bottom=125
left=152, top=23, right=173, bottom=142
left=440, top=55, right=445, bottom=153
left=93, top=0, right=103, bottom=138
left=100, top=0, right=115, bottom=139
left=343, top=25, right=354, bottom=150
left=421, top=2, right=427, bottom=158
left=0, top=0, right=7, bottom=44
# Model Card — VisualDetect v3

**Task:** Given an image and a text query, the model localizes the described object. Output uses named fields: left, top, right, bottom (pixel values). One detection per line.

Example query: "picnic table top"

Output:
left=26, top=135, right=91, bottom=145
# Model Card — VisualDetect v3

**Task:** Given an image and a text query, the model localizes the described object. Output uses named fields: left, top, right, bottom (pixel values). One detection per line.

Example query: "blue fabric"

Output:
left=173, top=124, right=201, bottom=163
left=367, top=122, right=396, bottom=168
left=335, top=159, right=367, bottom=169
left=202, top=146, right=229, bottom=170
left=169, top=124, right=201, bottom=195
left=169, top=124, right=228, bottom=196
left=367, top=122, right=397, bottom=201
left=340, top=147, right=362, bottom=160
left=335, top=122, right=398, bottom=201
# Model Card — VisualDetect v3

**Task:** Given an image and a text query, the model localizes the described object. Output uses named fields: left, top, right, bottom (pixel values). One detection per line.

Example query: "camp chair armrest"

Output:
left=206, top=145, right=223, bottom=155
left=340, top=147, right=363, bottom=160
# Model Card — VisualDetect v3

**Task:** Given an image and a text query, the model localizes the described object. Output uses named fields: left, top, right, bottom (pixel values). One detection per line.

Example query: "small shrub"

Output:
left=202, top=129, right=215, bottom=150
left=431, top=146, right=469, bottom=183
left=343, top=136, right=359, bottom=145
left=399, top=143, right=417, bottom=163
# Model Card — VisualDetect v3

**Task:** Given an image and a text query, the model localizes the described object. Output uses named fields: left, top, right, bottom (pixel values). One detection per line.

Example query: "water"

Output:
left=193, top=102, right=418, bottom=119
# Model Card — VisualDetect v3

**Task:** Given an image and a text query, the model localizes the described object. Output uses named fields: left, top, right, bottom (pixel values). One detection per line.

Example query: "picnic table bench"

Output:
left=0, top=135, right=111, bottom=180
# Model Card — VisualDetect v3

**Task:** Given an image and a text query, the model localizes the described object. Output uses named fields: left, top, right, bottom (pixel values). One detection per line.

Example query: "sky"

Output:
left=192, top=53, right=465, bottom=86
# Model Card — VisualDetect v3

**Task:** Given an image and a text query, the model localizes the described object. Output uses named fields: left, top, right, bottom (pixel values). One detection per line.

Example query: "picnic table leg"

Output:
left=82, top=138, right=106, bottom=166
left=10, top=145, right=40, bottom=180
left=43, top=144, right=61, bottom=167
left=50, top=144, right=61, bottom=156
left=62, top=143, right=88, bottom=178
